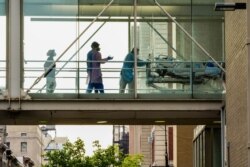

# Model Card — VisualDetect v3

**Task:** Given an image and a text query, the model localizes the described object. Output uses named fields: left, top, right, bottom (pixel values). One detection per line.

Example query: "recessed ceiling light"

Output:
left=155, top=120, right=166, bottom=123
left=97, top=121, right=108, bottom=124
left=39, top=120, right=48, bottom=124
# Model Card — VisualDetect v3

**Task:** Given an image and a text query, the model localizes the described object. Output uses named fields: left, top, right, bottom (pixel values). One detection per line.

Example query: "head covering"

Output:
left=91, top=42, right=100, bottom=50
left=131, top=48, right=139, bottom=54
left=47, top=49, right=56, bottom=57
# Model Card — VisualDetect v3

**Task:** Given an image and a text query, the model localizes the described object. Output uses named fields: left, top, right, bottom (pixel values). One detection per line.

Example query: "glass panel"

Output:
left=0, top=0, right=6, bottom=94
left=136, top=0, right=192, bottom=98
left=23, top=0, right=79, bottom=93
left=78, top=0, right=132, bottom=94
left=78, top=22, right=129, bottom=94
left=191, top=0, right=225, bottom=99
left=23, top=0, right=225, bottom=99
left=135, top=0, right=225, bottom=99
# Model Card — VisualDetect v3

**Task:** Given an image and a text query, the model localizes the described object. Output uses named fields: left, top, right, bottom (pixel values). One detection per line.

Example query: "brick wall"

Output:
left=225, top=2, right=248, bottom=166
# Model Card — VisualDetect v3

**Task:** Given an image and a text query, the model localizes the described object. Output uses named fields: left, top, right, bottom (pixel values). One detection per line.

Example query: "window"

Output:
left=21, top=142, right=27, bottom=152
left=21, top=133, right=27, bottom=137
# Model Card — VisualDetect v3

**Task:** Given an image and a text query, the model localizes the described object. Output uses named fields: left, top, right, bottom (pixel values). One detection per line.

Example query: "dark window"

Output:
left=21, top=142, right=27, bottom=152
left=21, top=133, right=27, bottom=137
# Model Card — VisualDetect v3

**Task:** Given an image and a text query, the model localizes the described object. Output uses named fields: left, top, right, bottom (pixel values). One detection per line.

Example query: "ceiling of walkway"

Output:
left=21, top=0, right=223, bottom=17
left=23, top=0, right=219, bottom=5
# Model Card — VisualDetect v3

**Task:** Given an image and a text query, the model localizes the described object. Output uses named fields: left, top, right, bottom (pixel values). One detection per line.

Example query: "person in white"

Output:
left=44, top=49, right=56, bottom=93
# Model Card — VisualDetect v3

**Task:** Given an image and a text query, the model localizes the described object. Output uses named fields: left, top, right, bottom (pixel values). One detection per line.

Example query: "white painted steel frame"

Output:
left=133, top=0, right=138, bottom=99
left=7, top=0, right=21, bottom=99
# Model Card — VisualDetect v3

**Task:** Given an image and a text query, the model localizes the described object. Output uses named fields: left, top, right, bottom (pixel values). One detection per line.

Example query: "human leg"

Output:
left=95, top=83, right=104, bottom=93
left=47, top=77, right=56, bottom=93
left=128, top=79, right=135, bottom=94
left=119, top=76, right=127, bottom=93
left=86, top=83, right=94, bottom=93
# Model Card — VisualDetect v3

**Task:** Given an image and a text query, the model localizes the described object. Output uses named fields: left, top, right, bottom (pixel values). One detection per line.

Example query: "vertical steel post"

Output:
left=7, top=0, right=21, bottom=99
left=133, top=0, right=138, bottom=98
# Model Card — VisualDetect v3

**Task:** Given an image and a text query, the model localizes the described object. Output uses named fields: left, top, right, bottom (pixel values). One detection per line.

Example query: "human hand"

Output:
left=107, top=56, right=113, bottom=60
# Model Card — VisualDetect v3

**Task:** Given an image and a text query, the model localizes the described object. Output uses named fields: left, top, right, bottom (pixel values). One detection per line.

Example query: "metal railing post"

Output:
left=133, top=0, right=138, bottom=99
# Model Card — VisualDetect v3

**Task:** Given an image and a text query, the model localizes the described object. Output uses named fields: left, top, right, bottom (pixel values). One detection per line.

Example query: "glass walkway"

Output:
left=0, top=0, right=225, bottom=124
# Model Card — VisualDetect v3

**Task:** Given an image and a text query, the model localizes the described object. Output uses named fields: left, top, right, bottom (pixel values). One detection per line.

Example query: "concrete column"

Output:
left=7, top=0, right=21, bottom=99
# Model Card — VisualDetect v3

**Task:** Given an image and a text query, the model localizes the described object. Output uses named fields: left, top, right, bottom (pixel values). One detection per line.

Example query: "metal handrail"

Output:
left=22, top=58, right=225, bottom=93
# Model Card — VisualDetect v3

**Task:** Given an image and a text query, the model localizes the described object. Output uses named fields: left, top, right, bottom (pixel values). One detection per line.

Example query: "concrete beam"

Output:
left=0, top=99, right=222, bottom=125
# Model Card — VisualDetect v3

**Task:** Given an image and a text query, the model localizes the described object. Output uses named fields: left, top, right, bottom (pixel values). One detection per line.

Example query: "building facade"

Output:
left=5, top=126, right=44, bottom=166
left=3, top=125, right=67, bottom=167
left=129, top=125, right=195, bottom=167
left=225, top=1, right=248, bottom=167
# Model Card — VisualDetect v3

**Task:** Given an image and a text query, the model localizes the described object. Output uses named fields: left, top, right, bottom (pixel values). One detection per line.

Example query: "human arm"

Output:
left=96, top=52, right=113, bottom=63
left=137, top=58, right=147, bottom=66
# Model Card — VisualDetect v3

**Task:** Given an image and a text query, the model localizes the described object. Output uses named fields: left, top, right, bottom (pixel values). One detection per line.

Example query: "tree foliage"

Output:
left=43, top=138, right=86, bottom=167
left=43, top=138, right=142, bottom=167
left=121, top=154, right=144, bottom=167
